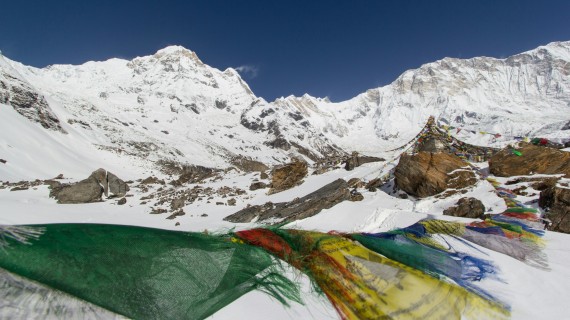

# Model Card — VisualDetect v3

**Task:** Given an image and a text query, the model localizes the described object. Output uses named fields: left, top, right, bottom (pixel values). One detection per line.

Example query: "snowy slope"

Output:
left=1, top=47, right=341, bottom=181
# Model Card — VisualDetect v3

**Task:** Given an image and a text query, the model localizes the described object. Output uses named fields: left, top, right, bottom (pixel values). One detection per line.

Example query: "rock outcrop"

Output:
left=267, top=160, right=308, bottom=194
left=539, top=183, right=570, bottom=234
left=395, top=152, right=477, bottom=198
left=443, top=197, right=485, bottom=219
left=344, top=152, right=385, bottom=171
left=490, top=143, right=570, bottom=178
left=50, top=168, right=129, bottom=204
left=249, top=181, right=268, bottom=191
left=225, top=179, right=352, bottom=223
left=50, top=177, right=103, bottom=204
left=0, top=69, right=66, bottom=133
left=230, top=156, right=269, bottom=172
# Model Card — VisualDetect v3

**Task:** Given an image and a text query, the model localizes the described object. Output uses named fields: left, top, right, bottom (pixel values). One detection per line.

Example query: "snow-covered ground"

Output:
left=2, top=159, right=570, bottom=319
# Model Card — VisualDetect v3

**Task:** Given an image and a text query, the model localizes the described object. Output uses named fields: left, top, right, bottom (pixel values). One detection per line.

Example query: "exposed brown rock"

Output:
left=225, top=179, right=351, bottom=223
left=249, top=181, right=268, bottom=191
left=117, top=197, right=127, bottom=205
left=349, top=190, right=364, bottom=201
left=259, top=171, right=269, bottom=180
left=443, top=197, right=485, bottom=219
left=267, top=160, right=308, bottom=194
left=166, top=209, right=186, bottom=220
left=365, top=178, right=383, bottom=192
left=539, top=184, right=570, bottom=233
left=150, top=208, right=167, bottom=214
left=395, top=152, right=477, bottom=198
left=347, top=178, right=364, bottom=188
left=141, top=176, right=165, bottom=185
left=490, top=143, right=570, bottom=178
left=230, top=156, right=269, bottom=172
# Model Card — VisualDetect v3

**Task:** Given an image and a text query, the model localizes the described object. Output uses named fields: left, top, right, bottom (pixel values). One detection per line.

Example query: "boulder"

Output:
left=443, top=197, right=485, bottom=219
left=107, top=172, right=129, bottom=197
left=89, top=168, right=129, bottom=197
left=395, top=152, right=477, bottom=198
left=268, top=160, right=308, bottom=194
left=117, top=198, right=127, bottom=205
left=249, top=181, right=268, bottom=191
left=50, top=168, right=129, bottom=203
left=349, top=190, right=364, bottom=201
left=344, top=152, right=384, bottom=171
left=50, top=177, right=103, bottom=204
left=225, top=179, right=351, bottom=223
left=490, top=143, right=570, bottom=178
left=539, top=184, right=570, bottom=233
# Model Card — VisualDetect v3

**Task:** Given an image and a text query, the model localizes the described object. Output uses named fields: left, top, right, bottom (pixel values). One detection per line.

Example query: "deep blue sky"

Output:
left=2, top=0, right=569, bottom=102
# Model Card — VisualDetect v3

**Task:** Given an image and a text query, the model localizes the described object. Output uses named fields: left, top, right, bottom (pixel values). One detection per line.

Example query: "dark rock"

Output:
left=490, top=143, right=570, bottom=178
left=54, top=173, right=64, bottom=179
left=443, top=197, right=485, bottom=219
left=170, top=165, right=216, bottom=186
left=10, top=186, right=28, bottom=191
left=201, top=213, right=208, bottom=217
left=395, top=152, right=477, bottom=198
left=50, top=177, right=103, bottom=204
left=175, top=222, right=181, bottom=226
left=365, top=178, right=383, bottom=191
left=350, top=190, right=364, bottom=201
left=170, top=197, right=186, bottom=211
left=166, top=209, right=186, bottom=220
left=43, top=180, right=61, bottom=189
left=265, top=136, right=291, bottom=151
left=347, top=178, right=364, bottom=188
left=225, top=179, right=352, bottom=223
left=215, top=202, right=225, bottom=206
left=141, top=176, right=165, bottom=185
left=249, top=181, right=268, bottom=191
left=230, top=156, right=269, bottom=172
left=106, top=172, right=129, bottom=197
left=268, top=160, right=308, bottom=194
left=0, top=73, right=66, bottom=133
left=227, top=198, right=237, bottom=206
left=0, top=159, right=6, bottom=164
left=344, top=152, right=385, bottom=171
left=150, top=208, right=167, bottom=214
left=260, top=172, right=269, bottom=180
left=539, top=184, right=570, bottom=233
left=117, top=198, right=127, bottom=205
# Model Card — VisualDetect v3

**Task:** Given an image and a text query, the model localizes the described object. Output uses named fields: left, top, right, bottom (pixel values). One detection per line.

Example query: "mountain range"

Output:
left=1, top=41, right=569, bottom=181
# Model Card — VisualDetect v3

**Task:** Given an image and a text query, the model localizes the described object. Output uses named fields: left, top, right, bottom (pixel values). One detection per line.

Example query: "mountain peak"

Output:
left=153, top=45, right=203, bottom=64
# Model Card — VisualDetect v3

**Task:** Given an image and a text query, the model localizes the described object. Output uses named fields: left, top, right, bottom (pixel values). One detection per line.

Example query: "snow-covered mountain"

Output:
left=273, top=41, right=570, bottom=152
left=1, top=41, right=570, bottom=180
